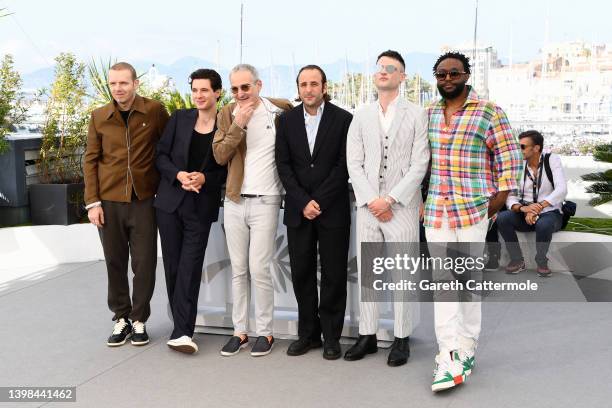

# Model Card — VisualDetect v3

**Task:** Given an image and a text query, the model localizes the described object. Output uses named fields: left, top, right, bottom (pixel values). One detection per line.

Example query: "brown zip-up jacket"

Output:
left=84, top=94, right=170, bottom=205
left=212, top=97, right=293, bottom=203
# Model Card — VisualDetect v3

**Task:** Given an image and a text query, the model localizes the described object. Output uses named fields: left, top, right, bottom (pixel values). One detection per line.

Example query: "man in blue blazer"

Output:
left=154, top=69, right=227, bottom=354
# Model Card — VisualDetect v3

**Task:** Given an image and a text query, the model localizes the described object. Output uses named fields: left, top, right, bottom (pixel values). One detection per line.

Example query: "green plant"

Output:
left=87, top=59, right=231, bottom=115
left=39, top=53, right=89, bottom=184
left=0, top=54, right=29, bottom=154
left=0, top=7, right=13, bottom=18
left=164, top=89, right=194, bottom=114
left=87, top=57, right=115, bottom=107
left=217, top=89, right=231, bottom=110
left=162, top=88, right=231, bottom=114
left=582, top=144, right=612, bottom=206
left=564, top=217, right=612, bottom=236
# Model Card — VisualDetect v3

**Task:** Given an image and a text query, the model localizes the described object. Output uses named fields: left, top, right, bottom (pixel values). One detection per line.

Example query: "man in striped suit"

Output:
left=345, top=50, right=430, bottom=367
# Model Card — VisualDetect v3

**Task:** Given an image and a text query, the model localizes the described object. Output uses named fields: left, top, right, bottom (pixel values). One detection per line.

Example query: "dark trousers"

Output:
left=157, top=194, right=212, bottom=339
left=497, top=210, right=563, bottom=267
left=287, top=220, right=350, bottom=342
left=99, top=197, right=157, bottom=322
left=486, top=217, right=501, bottom=260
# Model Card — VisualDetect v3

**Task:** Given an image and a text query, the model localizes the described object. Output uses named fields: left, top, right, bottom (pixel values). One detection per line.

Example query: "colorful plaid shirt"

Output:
left=424, top=86, right=523, bottom=229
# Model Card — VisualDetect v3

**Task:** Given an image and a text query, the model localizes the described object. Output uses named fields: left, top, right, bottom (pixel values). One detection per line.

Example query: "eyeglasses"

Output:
left=520, top=144, right=532, bottom=150
left=434, top=71, right=467, bottom=80
left=230, top=83, right=254, bottom=94
left=376, top=64, right=401, bottom=74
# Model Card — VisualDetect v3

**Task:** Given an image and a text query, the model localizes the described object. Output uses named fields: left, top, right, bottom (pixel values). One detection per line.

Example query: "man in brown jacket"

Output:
left=213, top=64, right=292, bottom=357
left=84, top=62, right=169, bottom=347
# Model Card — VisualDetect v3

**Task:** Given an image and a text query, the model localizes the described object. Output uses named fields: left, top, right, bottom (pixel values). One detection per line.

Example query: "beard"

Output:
left=437, top=82, right=467, bottom=99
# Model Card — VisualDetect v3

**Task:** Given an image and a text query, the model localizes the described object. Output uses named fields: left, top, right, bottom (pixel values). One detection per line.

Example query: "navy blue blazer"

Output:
left=153, top=109, right=227, bottom=222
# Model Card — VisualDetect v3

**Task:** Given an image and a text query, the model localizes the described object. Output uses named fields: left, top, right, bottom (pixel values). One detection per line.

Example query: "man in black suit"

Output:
left=154, top=69, right=227, bottom=354
left=275, top=65, right=352, bottom=360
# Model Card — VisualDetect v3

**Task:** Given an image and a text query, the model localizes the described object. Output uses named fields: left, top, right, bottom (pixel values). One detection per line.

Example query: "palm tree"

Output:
left=87, top=57, right=115, bottom=107
left=582, top=144, right=612, bottom=206
left=87, top=58, right=232, bottom=114
left=0, top=8, right=14, bottom=18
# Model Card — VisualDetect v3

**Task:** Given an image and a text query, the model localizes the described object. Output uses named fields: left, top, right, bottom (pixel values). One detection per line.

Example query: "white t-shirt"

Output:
left=241, top=101, right=284, bottom=195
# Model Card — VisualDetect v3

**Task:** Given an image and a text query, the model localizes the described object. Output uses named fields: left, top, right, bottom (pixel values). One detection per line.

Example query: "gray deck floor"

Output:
left=0, top=261, right=610, bottom=408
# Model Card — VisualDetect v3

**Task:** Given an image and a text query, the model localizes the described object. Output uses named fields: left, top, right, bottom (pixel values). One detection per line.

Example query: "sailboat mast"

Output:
left=472, top=0, right=479, bottom=88
left=240, top=3, right=244, bottom=63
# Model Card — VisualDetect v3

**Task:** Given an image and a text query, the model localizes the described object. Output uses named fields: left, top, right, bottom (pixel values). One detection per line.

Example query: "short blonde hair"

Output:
left=110, top=62, right=137, bottom=80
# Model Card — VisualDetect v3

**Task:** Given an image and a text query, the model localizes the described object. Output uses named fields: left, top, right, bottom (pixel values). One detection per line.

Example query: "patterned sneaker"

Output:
left=456, top=349, right=475, bottom=376
left=505, top=260, right=526, bottom=274
left=537, top=264, right=552, bottom=277
left=431, top=351, right=466, bottom=392
left=131, top=321, right=149, bottom=346
left=107, top=318, right=132, bottom=347
left=220, top=335, right=249, bottom=356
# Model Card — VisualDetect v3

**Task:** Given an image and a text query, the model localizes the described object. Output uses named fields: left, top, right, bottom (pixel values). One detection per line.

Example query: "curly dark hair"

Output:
left=432, top=52, right=471, bottom=74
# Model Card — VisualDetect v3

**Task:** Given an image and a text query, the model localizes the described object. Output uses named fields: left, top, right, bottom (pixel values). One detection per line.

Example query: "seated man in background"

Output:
left=497, top=130, right=568, bottom=277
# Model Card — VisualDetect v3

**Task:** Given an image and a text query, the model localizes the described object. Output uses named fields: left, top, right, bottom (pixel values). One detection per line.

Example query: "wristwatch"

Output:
left=384, top=196, right=395, bottom=208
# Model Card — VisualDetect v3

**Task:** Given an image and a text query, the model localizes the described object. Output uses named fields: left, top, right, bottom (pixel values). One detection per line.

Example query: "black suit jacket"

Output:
left=154, top=109, right=227, bottom=222
left=275, top=102, right=352, bottom=228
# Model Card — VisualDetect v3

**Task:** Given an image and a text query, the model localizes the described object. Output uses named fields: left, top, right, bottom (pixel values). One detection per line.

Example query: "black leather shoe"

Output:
left=343, top=335, right=377, bottom=361
left=387, top=336, right=410, bottom=367
left=287, top=337, right=322, bottom=356
left=323, top=339, right=341, bottom=360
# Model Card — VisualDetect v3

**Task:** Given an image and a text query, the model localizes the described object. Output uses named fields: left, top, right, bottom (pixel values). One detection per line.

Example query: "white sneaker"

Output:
left=432, top=351, right=466, bottom=392
left=131, top=321, right=149, bottom=346
left=167, top=336, right=198, bottom=354
left=456, top=348, right=475, bottom=376
left=457, top=337, right=476, bottom=376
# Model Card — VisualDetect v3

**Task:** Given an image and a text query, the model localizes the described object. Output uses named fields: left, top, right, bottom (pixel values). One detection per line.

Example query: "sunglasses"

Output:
left=520, top=144, right=532, bottom=150
left=376, top=64, right=401, bottom=74
left=230, top=83, right=254, bottom=94
left=434, top=71, right=467, bottom=80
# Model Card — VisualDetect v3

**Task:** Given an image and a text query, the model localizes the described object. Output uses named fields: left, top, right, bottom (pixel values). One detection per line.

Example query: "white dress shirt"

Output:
left=378, top=94, right=400, bottom=134
left=506, top=153, right=568, bottom=214
left=304, top=102, right=324, bottom=154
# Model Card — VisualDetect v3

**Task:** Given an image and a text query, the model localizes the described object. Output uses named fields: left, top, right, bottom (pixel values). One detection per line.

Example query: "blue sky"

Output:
left=0, top=0, right=610, bottom=73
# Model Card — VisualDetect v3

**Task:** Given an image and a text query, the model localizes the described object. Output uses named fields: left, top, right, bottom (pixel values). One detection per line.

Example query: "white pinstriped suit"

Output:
left=346, top=97, right=430, bottom=337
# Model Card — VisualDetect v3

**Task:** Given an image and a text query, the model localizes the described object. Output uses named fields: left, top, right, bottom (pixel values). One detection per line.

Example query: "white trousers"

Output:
left=356, top=205, right=419, bottom=338
left=224, top=196, right=280, bottom=336
left=425, top=209, right=488, bottom=353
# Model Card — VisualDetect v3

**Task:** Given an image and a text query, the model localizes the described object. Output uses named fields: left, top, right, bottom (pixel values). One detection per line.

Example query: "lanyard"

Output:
left=521, top=157, right=543, bottom=203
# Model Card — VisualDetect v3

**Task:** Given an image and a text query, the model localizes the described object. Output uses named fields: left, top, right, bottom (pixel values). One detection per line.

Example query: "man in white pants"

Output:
left=345, top=50, right=430, bottom=367
left=212, top=64, right=292, bottom=357
left=425, top=52, right=522, bottom=391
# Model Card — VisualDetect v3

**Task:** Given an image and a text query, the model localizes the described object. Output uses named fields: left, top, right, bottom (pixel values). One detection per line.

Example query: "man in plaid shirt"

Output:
left=425, top=52, right=522, bottom=392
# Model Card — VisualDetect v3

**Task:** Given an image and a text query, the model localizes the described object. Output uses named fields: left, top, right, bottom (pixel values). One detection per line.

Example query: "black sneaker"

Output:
left=131, top=321, right=149, bottom=346
left=251, top=336, right=274, bottom=357
left=107, top=318, right=132, bottom=347
left=220, top=335, right=249, bottom=356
